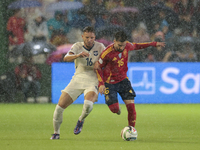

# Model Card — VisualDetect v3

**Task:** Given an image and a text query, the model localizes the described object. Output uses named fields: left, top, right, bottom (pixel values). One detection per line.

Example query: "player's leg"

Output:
left=74, top=87, right=98, bottom=135
left=51, top=77, right=84, bottom=139
left=51, top=92, right=73, bottom=139
left=104, top=82, right=120, bottom=114
left=79, top=91, right=97, bottom=121
left=124, top=100, right=136, bottom=127
left=108, top=102, right=121, bottom=114
left=119, top=78, right=136, bottom=127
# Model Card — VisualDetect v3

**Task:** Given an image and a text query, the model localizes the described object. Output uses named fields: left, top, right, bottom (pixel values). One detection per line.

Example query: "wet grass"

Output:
left=0, top=103, right=200, bottom=150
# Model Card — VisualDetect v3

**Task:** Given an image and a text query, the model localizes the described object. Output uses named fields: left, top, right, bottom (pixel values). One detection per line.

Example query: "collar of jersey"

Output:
left=83, top=44, right=94, bottom=51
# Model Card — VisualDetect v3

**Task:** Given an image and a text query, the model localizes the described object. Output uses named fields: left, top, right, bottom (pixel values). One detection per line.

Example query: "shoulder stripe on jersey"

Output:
left=101, top=47, right=113, bottom=59
left=132, top=42, right=151, bottom=44
left=96, top=70, right=103, bottom=82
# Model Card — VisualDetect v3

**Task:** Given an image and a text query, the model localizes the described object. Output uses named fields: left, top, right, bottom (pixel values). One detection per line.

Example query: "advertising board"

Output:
left=52, top=63, right=200, bottom=104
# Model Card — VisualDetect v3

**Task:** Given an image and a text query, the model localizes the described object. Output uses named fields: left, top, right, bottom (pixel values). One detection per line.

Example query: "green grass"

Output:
left=0, top=103, right=200, bottom=150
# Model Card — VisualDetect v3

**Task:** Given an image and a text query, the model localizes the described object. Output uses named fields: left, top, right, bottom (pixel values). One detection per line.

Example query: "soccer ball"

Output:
left=121, top=126, right=138, bottom=141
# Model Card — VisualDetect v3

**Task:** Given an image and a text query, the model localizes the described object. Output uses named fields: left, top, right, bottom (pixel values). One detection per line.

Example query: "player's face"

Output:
left=114, top=40, right=126, bottom=52
left=82, top=32, right=95, bottom=49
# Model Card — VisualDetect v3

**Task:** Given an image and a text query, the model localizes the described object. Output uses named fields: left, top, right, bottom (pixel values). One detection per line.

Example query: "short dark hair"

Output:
left=114, top=31, right=128, bottom=42
left=83, top=26, right=95, bottom=34
left=155, top=37, right=163, bottom=42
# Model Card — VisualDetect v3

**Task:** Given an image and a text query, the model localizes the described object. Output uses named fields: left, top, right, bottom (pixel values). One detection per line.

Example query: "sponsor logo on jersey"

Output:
left=112, top=57, right=117, bottom=61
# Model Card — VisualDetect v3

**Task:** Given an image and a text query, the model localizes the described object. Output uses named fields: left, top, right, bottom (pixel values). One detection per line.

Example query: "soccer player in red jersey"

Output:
left=94, top=31, right=165, bottom=127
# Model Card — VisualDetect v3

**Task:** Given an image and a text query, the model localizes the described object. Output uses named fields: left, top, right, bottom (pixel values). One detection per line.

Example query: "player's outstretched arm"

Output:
left=63, top=51, right=90, bottom=62
left=156, top=42, right=166, bottom=47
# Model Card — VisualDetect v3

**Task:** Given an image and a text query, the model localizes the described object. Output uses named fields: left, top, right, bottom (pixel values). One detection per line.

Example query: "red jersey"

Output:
left=7, top=16, right=26, bottom=45
left=96, top=41, right=157, bottom=86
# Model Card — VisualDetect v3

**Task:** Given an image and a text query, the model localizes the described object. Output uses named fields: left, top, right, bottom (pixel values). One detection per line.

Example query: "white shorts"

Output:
left=61, top=77, right=98, bottom=101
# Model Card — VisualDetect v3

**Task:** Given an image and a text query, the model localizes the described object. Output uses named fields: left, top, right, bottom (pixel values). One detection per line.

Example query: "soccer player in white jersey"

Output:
left=50, top=26, right=105, bottom=139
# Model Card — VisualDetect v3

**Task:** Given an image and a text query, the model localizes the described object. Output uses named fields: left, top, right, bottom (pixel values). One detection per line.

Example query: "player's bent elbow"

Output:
left=63, top=56, right=74, bottom=62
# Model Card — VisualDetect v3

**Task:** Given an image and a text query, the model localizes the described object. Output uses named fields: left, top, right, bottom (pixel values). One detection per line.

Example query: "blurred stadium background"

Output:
left=0, top=0, right=200, bottom=103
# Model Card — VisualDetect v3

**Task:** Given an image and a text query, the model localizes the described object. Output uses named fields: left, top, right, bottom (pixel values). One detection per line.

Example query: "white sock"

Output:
left=53, top=105, right=65, bottom=134
left=79, top=100, right=93, bottom=121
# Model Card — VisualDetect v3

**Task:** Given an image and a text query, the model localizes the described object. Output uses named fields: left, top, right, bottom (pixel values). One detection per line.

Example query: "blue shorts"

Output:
left=104, top=78, right=136, bottom=106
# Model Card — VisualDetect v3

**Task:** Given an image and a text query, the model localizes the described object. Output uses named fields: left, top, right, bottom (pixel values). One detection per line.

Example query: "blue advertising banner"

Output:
left=52, top=63, right=200, bottom=104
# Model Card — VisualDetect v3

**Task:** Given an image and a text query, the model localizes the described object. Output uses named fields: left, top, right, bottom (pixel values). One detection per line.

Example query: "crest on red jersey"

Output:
left=118, top=53, right=122, bottom=58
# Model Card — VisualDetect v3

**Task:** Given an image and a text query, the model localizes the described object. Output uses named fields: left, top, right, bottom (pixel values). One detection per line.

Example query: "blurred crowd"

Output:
left=2, top=0, right=200, bottom=102
left=6, top=0, right=200, bottom=64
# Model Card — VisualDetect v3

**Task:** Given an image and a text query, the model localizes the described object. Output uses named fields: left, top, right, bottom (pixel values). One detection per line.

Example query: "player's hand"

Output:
left=99, top=85, right=105, bottom=95
left=94, top=61, right=100, bottom=70
left=156, top=42, right=165, bottom=47
left=77, top=51, right=90, bottom=58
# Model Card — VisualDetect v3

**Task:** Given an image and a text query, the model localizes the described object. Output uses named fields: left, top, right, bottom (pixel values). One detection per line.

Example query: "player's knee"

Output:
left=53, top=105, right=64, bottom=122
left=108, top=103, right=119, bottom=114
left=84, top=100, right=93, bottom=113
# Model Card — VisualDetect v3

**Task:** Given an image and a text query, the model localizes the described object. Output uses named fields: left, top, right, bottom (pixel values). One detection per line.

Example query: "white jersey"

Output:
left=66, top=41, right=105, bottom=83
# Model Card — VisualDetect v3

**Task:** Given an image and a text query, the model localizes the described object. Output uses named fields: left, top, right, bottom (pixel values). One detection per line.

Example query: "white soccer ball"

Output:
left=121, top=126, right=138, bottom=141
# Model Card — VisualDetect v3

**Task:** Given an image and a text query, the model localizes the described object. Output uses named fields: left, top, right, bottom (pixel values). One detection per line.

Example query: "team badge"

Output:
left=93, top=51, right=98, bottom=56
left=118, top=53, right=122, bottom=58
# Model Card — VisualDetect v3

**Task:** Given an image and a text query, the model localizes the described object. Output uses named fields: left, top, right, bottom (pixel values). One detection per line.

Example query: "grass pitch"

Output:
left=0, top=103, right=200, bottom=150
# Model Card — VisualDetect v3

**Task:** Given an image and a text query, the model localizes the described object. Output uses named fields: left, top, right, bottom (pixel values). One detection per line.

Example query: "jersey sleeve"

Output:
left=63, top=43, right=79, bottom=58
left=68, top=43, right=79, bottom=54
left=100, top=43, right=106, bottom=52
left=98, top=49, right=109, bottom=69
left=96, top=69, right=104, bottom=87
left=96, top=48, right=110, bottom=87
left=132, top=42, right=157, bottom=50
